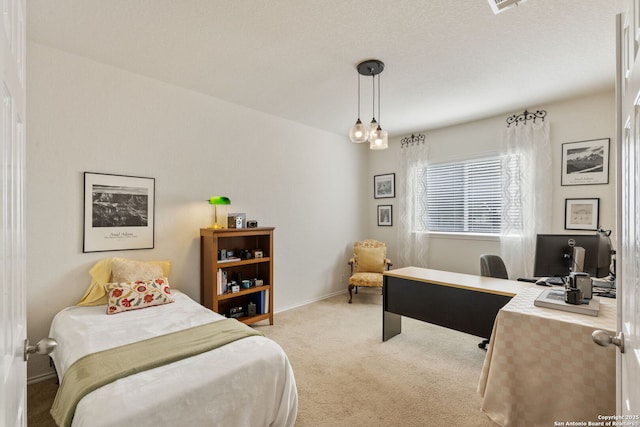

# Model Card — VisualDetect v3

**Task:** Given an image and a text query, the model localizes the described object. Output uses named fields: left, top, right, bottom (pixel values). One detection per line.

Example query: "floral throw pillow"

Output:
left=105, top=278, right=174, bottom=315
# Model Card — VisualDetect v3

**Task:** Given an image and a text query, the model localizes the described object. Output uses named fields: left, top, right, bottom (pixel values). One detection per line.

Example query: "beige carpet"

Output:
left=28, top=290, right=496, bottom=426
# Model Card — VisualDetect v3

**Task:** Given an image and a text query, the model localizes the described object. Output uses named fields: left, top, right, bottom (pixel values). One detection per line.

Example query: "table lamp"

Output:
left=208, top=196, right=230, bottom=229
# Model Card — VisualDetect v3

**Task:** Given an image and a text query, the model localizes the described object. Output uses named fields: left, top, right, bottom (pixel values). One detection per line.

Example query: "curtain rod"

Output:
left=400, top=133, right=425, bottom=148
left=506, top=110, right=547, bottom=127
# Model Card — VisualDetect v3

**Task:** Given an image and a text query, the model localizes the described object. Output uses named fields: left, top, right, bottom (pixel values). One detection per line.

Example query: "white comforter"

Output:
left=49, top=291, right=297, bottom=427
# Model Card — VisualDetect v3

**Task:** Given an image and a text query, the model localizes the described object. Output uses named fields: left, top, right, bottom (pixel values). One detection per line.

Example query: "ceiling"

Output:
left=27, top=1, right=626, bottom=138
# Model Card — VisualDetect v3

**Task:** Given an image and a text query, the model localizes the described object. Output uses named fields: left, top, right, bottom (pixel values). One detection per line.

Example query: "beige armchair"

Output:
left=348, top=239, right=392, bottom=303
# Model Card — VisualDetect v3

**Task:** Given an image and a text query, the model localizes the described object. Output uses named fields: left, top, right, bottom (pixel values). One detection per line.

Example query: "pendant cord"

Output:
left=357, top=74, right=361, bottom=119
left=378, top=72, right=381, bottom=127
left=372, top=74, right=376, bottom=121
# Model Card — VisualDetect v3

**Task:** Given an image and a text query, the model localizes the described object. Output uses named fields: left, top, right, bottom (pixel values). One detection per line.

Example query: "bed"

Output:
left=48, top=258, right=298, bottom=427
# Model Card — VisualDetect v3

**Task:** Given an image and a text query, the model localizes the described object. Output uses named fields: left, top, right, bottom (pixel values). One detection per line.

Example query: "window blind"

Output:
left=419, top=157, right=504, bottom=234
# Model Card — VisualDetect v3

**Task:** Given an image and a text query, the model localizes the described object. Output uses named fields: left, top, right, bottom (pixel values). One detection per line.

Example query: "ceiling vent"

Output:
left=488, top=0, right=528, bottom=14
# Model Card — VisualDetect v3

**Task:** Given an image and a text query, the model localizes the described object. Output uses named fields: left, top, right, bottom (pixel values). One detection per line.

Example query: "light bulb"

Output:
left=369, top=127, right=388, bottom=150
left=369, top=118, right=378, bottom=135
left=369, top=125, right=380, bottom=143
left=349, top=119, right=369, bottom=143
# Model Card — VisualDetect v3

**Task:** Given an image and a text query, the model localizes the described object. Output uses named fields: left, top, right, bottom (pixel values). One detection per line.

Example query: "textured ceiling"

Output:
left=27, top=1, right=626, bottom=137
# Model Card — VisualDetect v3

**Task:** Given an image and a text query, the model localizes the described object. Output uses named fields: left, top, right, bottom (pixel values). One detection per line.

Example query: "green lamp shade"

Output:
left=208, top=196, right=230, bottom=205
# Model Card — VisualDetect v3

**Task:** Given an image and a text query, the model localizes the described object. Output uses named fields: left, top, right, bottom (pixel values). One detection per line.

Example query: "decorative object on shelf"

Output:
left=400, top=133, right=425, bottom=148
left=505, top=109, right=546, bottom=127
left=348, top=59, right=389, bottom=150
left=488, top=0, right=528, bottom=15
left=83, top=172, right=155, bottom=253
left=227, top=212, right=246, bottom=229
left=377, top=205, right=393, bottom=226
left=561, top=138, right=610, bottom=186
left=208, top=196, right=231, bottom=229
left=246, top=220, right=258, bottom=228
left=565, top=198, right=600, bottom=231
left=374, top=173, right=395, bottom=199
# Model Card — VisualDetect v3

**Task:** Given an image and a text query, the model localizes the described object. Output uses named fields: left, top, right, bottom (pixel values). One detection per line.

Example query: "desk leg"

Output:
left=383, top=310, right=401, bottom=341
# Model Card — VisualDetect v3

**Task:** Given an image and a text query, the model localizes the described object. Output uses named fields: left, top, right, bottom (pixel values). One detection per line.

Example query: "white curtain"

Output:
left=500, top=120, right=552, bottom=278
left=397, top=142, right=430, bottom=268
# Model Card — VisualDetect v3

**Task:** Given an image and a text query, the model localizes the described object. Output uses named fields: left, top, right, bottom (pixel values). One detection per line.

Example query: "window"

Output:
left=416, top=156, right=517, bottom=234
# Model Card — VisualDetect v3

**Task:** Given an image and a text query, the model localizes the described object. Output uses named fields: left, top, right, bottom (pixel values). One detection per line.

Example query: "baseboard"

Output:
left=27, top=370, right=57, bottom=385
left=275, top=289, right=347, bottom=314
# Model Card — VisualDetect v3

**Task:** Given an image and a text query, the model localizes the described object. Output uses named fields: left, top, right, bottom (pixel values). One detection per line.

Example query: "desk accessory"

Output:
left=534, top=289, right=600, bottom=316
left=208, top=196, right=231, bottom=229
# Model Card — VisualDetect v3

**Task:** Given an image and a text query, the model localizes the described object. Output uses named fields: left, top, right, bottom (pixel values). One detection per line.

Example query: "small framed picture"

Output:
left=374, top=173, right=395, bottom=199
left=564, top=198, right=600, bottom=231
left=561, top=138, right=610, bottom=186
left=377, top=205, right=392, bottom=226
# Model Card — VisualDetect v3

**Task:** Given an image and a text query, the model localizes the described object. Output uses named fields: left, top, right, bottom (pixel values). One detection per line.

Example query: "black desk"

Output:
left=382, top=267, right=532, bottom=341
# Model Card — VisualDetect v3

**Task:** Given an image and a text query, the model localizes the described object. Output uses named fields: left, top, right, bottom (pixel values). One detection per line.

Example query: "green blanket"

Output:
left=50, top=318, right=263, bottom=427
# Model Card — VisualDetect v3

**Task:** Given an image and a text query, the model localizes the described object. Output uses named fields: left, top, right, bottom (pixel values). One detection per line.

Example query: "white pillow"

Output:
left=111, top=257, right=164, bottom=283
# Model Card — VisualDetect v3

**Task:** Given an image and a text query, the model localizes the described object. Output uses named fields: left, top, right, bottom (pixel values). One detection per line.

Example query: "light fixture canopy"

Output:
left=348, top=59, right=388, bottom=150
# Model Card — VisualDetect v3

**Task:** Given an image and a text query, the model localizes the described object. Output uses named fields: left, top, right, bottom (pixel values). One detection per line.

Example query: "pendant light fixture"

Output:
left=348, top=59, right=388, bottom=150
left=348, top=73, right=369, bottom=143
left=369, top=66, right=388, bottom=150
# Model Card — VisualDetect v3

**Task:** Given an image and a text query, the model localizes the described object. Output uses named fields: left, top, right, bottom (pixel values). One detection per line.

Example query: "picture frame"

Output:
left=564, top=198, right=600, bottom=231
left=374, top=173, right=395, bottom=199
left=377, top=205, right=393, bottom=226
left=561, top=138, right=610, bottom=186
left=83, top=172, right=155, bottom=252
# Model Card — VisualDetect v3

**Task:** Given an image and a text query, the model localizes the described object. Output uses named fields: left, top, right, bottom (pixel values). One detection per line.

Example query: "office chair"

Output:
left=478, top=254, right=509, bottom=349
left=480, top=254, right=509, bottom=280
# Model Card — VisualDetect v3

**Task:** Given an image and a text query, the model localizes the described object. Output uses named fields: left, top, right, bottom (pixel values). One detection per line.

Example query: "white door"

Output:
left=616, top=2, right=640, bottom=416
left=0, top=0, right=27, bottom=425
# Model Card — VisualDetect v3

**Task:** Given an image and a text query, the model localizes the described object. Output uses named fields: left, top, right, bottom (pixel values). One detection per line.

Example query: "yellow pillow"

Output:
left=77, top=258, right=171, bottom=306
left=354, top=246, right=386, bottom=273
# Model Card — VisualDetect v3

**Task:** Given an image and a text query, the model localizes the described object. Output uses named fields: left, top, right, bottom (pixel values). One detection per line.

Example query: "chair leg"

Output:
left=348, top=284, right=354, bottom=303
left=478, top=339, right=490, bottom=350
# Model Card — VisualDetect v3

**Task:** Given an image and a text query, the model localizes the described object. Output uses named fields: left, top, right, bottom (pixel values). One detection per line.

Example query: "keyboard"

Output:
left=544, top=277, right=565, bottom=285
left=517, top=276, right=565, bottom=285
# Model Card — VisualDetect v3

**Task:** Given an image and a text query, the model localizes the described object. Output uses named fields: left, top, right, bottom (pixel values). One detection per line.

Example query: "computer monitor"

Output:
left=533, top=233, right=612, bottom=278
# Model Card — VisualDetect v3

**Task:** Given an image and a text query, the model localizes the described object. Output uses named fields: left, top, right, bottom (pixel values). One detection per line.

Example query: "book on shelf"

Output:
left=534, top=289, right=600, bottom=316
left=216, top=269, right=228, bottom=295
left=218, top=257, right=241, bottom=263
left=248, top=290, right=267, bottom=315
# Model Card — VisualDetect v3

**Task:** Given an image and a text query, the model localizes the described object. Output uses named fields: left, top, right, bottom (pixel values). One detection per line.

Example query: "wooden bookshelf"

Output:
left=200, top=227, right=274, bottom=325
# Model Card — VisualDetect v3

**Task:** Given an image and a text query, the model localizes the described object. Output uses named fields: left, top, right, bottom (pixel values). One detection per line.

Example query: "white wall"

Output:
left=26, top=42, right=369, bottom=380
left=368, top=90, right=616, bottom=276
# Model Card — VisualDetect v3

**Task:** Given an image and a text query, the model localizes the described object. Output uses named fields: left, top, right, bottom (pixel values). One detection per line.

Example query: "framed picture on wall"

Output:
left=561, top=138, right=610, bottom=186
left=377, top=205, right=392, bottom=226
left=374, top=173, right=395, bottom=199
left=564, top=198, right=599, bottom=231
left=83, top=172, right=155, bottom=252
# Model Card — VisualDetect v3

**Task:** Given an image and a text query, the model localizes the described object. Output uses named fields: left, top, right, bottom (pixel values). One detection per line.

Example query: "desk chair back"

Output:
left=478, top=254, right=509, bottom=349
left=480, top=254, right=509, bottom=280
